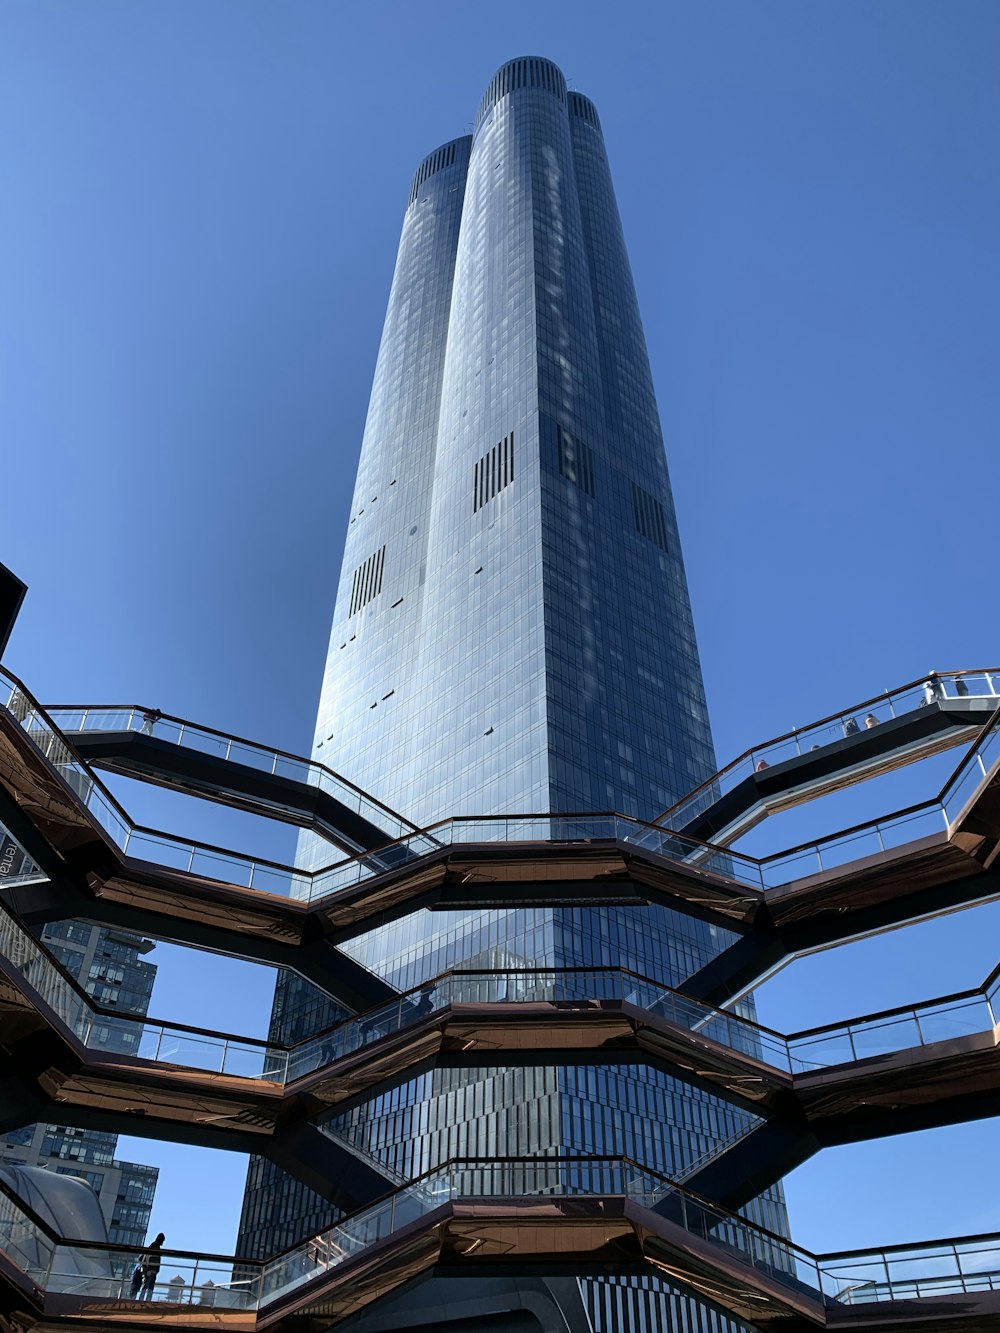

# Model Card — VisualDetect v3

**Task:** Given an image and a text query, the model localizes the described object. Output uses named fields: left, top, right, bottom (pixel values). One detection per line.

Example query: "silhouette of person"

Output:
left=137, top=1233, right=165, bottom=1301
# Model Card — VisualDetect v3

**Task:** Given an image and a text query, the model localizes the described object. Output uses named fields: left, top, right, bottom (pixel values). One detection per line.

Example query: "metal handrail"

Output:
left=3, top=890, right=996, bottom=1084
left=0, top=1177, right=239, bottom=1263
left=655, top=667, right=1000, bottom=826
left=4, top=670, right=1000, bottom=905
left=40, top=671, right=1000, bottom=843
left=3, top=1155, right=1000, bottom=1309
left=756, top=798, right=941, bottom=870
left=41, top=700, right=417, bottom=834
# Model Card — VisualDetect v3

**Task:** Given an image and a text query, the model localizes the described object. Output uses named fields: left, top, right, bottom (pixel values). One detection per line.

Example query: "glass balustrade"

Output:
left=1, top=683, right=140, bottom=859
left=34, top=671, right=1000, bottom=872
left=42, top=703, right=414, bottom=845
left=943, top=705, right=1000, bottom=830
left=0, top=683, right=764, bottom=899
left=758, top=804, right=948, bottom=888
left=3, top=1162, right=998, bottom=1316
left=819, top=1238, right=1000, bottom=1304
left=0, top=901, right=284, bottom=1079
left=0, top=906, right=94, bottom=1043
left=5, top=642, right=1000, bottom=1319
left=658, top=670, right=999, bottom=835
left=0, top=737, right=957, bottom=908
left=0, top=1180, right=56, bottom=1284
left=44, top=1246, right=253, bottom=1305
left=3, top=886, right=998, bottom=1090
left=786, top=992, right=994, bottom=1072
left=7, top=673, right=1000, bottom=914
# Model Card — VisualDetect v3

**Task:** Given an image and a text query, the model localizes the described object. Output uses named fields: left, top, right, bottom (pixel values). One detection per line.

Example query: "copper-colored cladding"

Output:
left=2, top=691, right=1000, bottom=1209
left=35, top=1300, right=258, bottom=1330
left=4, top=693, right=1000, bottom=1330
left=631, top=1204, right=827, bottom=1332
left=9, top=1195, right=1000, bottom=1333
left=0, top=719, right=100, bottom=860
left=288, top=1221, right=446, bottom=1329
left=56, top=686, right=999, bottom=860
left=34, top=1303, right=257, bottom=1329
left=63, top=725, right=413, bottom=858
left=92, top=866, right=307, bottom=947
left=4, top=917, right=1000, bottom=1183
left=0, top=968, right=47, bottom=1044
left=824, top=1298, right=1000, bottom=1333
left=763, top=833, right=986, bottom=932
left=668, top=703, right=1000, bottom=847
left=3, top=702, right=999, bottom=978
left=794, top=1033, right=1000, bottom=1127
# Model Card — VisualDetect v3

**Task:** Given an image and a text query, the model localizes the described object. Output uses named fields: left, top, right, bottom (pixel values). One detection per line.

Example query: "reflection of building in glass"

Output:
left=239, top=56, right=789, bottom=1328
left=0, top=893, right=159, bottom=1249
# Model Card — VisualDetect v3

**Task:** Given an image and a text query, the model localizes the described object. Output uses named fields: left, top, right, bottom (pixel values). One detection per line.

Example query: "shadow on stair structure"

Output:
left=1, top=664, right=1000, bottom=1330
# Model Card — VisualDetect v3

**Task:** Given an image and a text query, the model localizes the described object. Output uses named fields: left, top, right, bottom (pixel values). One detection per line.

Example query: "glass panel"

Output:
left=820, top=1256, right=891, bottom=1302
left=7, top=1156, right=1000, bottom=1319
left=955, top=1238, right=1000, bottom=1279
left=848, top=1014, right=922, bottom=1060
left=915, top=998, right=990, bottom=1044
left=0, top=1187, right=56, bottom=1282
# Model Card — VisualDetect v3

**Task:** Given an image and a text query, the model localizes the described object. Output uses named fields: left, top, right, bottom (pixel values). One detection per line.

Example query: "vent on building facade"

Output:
left=557, top=426, right=596, bottom=498
left=349, top=545, right=386, bottom=616
left=632, top=483, right=668, bottom=551
left=473, top=433, right=515, bottom=513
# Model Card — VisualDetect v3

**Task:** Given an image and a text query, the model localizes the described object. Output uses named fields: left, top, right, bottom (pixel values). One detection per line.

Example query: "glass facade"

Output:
left=239, top=57, right=788, bottom=1330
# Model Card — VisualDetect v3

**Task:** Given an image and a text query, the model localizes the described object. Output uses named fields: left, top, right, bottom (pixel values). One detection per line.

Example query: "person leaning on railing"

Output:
left=130, top=1231, right=165, bottom=1301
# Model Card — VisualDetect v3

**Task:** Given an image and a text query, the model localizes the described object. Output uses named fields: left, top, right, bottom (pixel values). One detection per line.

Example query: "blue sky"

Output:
left=2, top=0, right=1000, bottom=1263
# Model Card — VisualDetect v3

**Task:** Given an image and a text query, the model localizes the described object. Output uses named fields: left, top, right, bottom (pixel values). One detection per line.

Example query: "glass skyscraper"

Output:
left=240, top=57, right=787, bottom=1330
